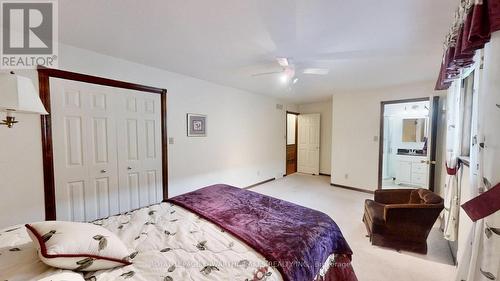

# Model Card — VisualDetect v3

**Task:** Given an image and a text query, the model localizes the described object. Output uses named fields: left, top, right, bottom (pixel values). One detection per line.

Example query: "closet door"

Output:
left=116, top=89, right=162, bottom=212
left=86, top=85, right=120, bottom=219
left=51, top=79, right=119, bottom=222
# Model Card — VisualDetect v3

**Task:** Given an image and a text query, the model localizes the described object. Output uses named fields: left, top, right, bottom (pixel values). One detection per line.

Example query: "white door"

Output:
left=297, top=114, right=320, bottom=175
left=116, top=89, right=162, bottom=212
left=51, top=79, right=119, bottom=222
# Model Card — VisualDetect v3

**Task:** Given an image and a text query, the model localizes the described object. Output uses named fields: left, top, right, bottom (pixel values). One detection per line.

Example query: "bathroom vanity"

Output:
left=395, top=150, right=429, bottom=188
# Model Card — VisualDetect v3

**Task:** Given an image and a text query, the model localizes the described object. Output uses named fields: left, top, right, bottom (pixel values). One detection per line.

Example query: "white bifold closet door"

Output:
left=116, top=89, right=162, bottom=213
left=50, top=78, right=162, bottom=222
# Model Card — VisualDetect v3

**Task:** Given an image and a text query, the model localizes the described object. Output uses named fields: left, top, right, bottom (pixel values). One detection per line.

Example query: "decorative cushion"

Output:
left=418, top=189, right=442, bottom=204
left=25, top=221, right=132, bottom=271
left=409, top=189, right=422, bottom=204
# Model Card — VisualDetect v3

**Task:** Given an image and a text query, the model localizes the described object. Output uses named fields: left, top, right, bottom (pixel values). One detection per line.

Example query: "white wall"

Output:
left=331, top=82, right=446, bottom=191
left=0, top=44, right=289, bottom=228
left=298, top=100, right=332, bottom=175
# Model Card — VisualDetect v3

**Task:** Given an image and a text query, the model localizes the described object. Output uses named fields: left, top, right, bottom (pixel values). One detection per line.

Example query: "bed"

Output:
left=0, top=184, right=357, bottom=281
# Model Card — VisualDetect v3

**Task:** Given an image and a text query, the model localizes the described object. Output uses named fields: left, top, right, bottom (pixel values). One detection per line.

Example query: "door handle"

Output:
left=100, top=169, right=107, bottom=173
left=127, top=167, right=132, bottom=170
left=430, top=161, right=437, bottom=165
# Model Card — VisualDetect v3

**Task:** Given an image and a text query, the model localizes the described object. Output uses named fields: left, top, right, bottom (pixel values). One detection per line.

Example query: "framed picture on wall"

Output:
left=187, top=113, right=207, bottom=137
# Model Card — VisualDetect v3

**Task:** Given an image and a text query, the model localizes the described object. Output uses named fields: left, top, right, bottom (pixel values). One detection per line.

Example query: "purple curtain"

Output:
left=435, top=0, right=500, bottom=90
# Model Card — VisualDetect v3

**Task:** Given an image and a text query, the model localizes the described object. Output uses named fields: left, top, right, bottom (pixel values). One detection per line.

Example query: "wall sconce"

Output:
left=0, top=72, right=48, bottom=128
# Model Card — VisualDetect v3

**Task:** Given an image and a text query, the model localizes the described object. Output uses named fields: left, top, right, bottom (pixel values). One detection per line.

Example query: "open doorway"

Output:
left=378, top=97, right=439, bottom=191
left=286, top=111, right=299, bottom=175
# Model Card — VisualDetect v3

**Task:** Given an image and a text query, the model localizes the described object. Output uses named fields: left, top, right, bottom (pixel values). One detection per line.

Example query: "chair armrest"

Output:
left=374, top=189, right=413, bottom=204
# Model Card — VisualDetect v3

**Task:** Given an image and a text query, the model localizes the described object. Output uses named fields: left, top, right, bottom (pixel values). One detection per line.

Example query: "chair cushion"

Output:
left=418, top=189, right=442, bottom=204
left=364, top=199, right=385, bottom=225
left=409, top=189, right=423, bottom=204
left=408, top=189, right=442, bottom=204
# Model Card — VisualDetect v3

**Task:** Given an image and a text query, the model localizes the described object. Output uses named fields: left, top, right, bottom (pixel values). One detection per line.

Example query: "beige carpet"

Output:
left=250, top=173, right=456, bottom=281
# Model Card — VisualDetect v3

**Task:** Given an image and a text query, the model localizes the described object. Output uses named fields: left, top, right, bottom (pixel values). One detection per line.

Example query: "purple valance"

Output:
left=435, top=0, right=500, bottom=90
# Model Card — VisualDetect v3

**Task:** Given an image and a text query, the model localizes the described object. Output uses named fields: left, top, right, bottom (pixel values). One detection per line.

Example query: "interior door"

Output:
left=297, top=114, right=320, bottom=175
left=51, top=79, right=119, bottom=222
left=116, top=89, right=162, bottom=212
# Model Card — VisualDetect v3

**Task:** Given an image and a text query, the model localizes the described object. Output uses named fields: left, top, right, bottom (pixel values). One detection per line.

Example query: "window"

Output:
left=460, top=70, right=474, bottom=157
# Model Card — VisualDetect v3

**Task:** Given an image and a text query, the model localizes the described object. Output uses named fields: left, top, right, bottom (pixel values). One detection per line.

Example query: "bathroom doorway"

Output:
left=378, top=97, right=439, bottom=191
left=286, top=111, right=299, bottom=175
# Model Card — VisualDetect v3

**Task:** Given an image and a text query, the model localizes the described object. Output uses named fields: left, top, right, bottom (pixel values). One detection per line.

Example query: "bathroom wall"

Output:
left=384, top=113, right=429, bottom=179
left=331, top=82, right=446, bottom=191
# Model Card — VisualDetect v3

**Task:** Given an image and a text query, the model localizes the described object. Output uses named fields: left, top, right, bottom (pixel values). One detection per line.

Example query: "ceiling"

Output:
left=58, top=0, right=457, bottom=103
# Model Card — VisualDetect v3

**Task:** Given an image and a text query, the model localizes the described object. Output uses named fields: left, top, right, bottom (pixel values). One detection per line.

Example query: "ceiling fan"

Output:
left=251, top=57, right=329, bottom=85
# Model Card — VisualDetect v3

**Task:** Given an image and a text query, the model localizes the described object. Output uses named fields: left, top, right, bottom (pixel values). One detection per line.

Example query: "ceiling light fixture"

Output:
left=292, top=78, right=298, bottom=84
left=280, top=74, right=289, bottom=84
left=276, top=57, right=289, bottom=67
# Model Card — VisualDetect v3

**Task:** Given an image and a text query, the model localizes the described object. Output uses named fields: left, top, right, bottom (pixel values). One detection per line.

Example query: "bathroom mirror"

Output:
left=402, top=118, right=427, bottom=142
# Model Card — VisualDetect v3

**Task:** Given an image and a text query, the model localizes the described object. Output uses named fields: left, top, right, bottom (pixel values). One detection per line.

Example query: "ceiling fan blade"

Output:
left=251, top=71, right=283, bottom=77
left=302, top=68, right=329, bottom=75
left=276, top=57, right=289, bottom=67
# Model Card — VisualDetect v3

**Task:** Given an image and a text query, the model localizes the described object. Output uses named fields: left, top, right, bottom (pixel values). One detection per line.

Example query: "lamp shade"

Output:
left=0, top=73, right=48, bottom=114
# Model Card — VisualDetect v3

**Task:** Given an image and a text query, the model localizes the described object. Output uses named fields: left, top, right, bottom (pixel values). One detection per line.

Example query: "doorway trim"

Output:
left=285, top=111, right=299, bottom=176
left=428, top=96, right=440, bottom=192
left=377, top=97, right=434, bottom=191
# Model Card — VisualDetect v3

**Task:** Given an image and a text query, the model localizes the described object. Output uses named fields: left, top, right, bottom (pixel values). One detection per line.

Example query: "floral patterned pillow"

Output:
left=25, top=221, right=132, bottom=271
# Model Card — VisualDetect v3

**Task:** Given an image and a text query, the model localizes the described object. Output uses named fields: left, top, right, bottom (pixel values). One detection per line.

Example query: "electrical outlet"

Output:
left=373, top=136, right=379, bottom=142
left=169, top=137, right=174, bottom=144
left=344, top=173, right=349, bottom=179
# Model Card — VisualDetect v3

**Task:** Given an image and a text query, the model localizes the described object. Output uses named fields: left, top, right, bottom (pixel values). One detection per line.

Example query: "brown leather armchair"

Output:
left=363, top=188, right=444, bottom=254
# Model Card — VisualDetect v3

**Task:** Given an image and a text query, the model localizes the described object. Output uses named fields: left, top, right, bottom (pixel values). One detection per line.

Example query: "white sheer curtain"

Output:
left=456, top=31, right=500, bottom=281
left=443, top=81, right=463, bottom=241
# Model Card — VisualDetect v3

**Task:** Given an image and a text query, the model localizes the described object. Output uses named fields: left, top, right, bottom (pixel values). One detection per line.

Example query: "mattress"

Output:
left=0, top=202, right=338, bottom=281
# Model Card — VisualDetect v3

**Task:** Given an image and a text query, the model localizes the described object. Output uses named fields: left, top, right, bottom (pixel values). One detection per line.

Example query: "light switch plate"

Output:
left=169, top=137, right=174, bottom=144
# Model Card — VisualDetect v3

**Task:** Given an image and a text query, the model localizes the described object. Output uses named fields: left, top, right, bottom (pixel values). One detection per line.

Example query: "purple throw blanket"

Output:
left=168, top=184, right=353, bottom=281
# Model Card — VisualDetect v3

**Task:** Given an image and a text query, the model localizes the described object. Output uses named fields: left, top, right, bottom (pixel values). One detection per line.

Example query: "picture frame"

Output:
left=187, top=113, right=207, bottom=137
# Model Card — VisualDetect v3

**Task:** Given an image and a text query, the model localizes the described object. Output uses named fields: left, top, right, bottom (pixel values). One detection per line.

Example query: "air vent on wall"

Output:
left=276, top=104, right=284, bottom=110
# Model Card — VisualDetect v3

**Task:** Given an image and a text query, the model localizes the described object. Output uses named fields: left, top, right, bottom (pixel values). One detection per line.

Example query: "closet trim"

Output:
left=37, top=66, right=168, bottom=221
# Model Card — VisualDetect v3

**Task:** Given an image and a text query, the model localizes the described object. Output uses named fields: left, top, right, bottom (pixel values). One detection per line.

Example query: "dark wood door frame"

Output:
left=38, top=66, right=168, bottom=220
left=285, top=111, right=299, bottom=176
left=377, top=97, right=437, bottom=191
left=428, top=96, right=440, bottom=192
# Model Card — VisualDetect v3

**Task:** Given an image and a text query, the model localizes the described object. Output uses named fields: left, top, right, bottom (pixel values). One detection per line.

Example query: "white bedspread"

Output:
left=0, top=203, right=286, bottom=281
